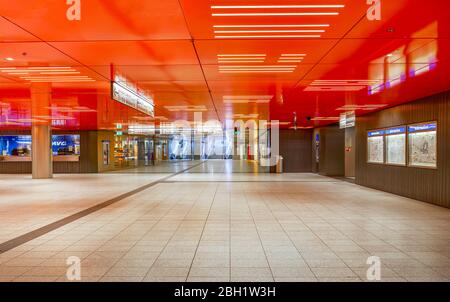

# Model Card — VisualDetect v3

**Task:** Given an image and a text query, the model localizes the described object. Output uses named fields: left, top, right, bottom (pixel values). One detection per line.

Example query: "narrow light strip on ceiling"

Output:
left=212, top=13, right=340, bottom=16
left=219, top=65, right=297, bottom=68
left=218, top=58, right=266, bottom=60
left=220, top=70, right=294, bottom=73
left=219, top=60, right=264, bottom=64
left=211, top=5, right=345, bottom=9
left=219, top=68, right=296, bottom=70
left=39, top=72, right=81, bottom=75
left=213, top=24, right=330, bottom=28
left=215, top=35, right=321, bottom=38
left=218, top=54, right=266, bottom=57
left=214, top=30, right=325, bottom=33
left=282, top=54, right=307, bottom=56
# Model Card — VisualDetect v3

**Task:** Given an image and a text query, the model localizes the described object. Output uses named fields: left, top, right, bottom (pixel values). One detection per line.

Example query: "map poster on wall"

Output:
left=386, top=126, right=406, bottom=165
left=367, top=130, right=385, bottom=164
left=408, top=122, right=437, bottom=168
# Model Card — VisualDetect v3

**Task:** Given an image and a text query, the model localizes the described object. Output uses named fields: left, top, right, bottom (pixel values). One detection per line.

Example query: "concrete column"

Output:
left=31, top=83, right=53, bottom=179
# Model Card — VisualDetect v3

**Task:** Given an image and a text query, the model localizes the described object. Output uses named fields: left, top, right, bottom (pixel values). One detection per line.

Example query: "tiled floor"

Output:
left=0, top=160, right=449, bottom=282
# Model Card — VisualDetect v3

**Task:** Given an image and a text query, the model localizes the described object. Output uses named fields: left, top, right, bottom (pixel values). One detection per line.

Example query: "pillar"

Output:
left=31, top=83, right=53, bottom=179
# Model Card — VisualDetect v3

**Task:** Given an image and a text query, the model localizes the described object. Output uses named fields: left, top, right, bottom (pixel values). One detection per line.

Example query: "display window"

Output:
left=408, top=122, right=437, bottom=168
left=0, top=134, right=80, bottom=162
left=367, top=130, right=385, bottom=164
left=0, top=135, right=32, bottom=161
left=385, top=126, right=407, bottom=166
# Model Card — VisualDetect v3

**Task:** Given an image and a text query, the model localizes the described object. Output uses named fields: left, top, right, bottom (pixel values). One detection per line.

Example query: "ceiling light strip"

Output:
left=213, top=24, right=330, bottom=28
left=218, top=54, right=266, bottom=57
left=211, top=5, right=345, bottom=9
left=215, top=35, right=321, bottom=38
left=214, top=30, right=325, bottom=33
left=212, top=13, right=340, bottom=17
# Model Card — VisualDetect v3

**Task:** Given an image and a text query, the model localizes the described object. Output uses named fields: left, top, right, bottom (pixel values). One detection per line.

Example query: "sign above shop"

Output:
left=111, top=71, right=154, bottom=117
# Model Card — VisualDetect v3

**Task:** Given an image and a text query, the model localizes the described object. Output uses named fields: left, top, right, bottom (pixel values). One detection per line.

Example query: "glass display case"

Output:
left=385, top=127, right=406, bottom=166
left=367, top=130, right=385, bottom=164
left=408, top=122, right=437, bottom=168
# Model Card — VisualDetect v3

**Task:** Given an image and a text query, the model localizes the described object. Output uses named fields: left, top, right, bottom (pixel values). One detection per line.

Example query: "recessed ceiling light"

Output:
left=215, top=35, right=322, bottom=39
left=218, top=54, right=266, bottom=57
left=214, top=30, right=325, bottom=33
left=4, top=57, right=14, bottom=61
left=212, top=13, right=340, bottom=17
left=213, top=24, right=330, bottom=28
left=211, top=5, right=345, bottom=9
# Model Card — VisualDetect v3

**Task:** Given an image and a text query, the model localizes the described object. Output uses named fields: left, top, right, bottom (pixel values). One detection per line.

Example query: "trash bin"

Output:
left=276, top=156, right=283, bottom=173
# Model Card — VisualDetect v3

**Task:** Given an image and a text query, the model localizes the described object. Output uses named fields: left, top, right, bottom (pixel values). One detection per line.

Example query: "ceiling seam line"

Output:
left=176, top=0, right=221, bottom=122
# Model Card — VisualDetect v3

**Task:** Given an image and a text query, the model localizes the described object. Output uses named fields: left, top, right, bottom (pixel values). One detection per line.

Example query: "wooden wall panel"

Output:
left=355, top=90, right=450, bottom=208
left=278, top=129, right=312, bottom=172
left=318, top=125, right=345, bottom=176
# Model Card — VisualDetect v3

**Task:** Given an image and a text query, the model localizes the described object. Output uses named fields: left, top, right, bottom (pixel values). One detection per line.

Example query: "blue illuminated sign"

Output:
left=386, top=127, right=406, bottom=135
left=368, top=130, right=385, bottom=137
left=408, top=123, right=437, bottom=133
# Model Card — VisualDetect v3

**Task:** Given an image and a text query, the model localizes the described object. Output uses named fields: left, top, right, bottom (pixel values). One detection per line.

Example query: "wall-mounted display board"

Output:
left=408, top=122, right=437, bottom=168
left=385, top=126, right=406, bottom=166
left=367, top=130, right=385, bottom=164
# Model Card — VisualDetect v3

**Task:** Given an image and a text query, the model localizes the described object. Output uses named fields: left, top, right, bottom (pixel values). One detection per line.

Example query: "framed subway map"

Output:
left=386, top=126, right=406, bottom=166
left=408, top=122, right=437, bottom=168
left=367, top=130, right=385, bottom=164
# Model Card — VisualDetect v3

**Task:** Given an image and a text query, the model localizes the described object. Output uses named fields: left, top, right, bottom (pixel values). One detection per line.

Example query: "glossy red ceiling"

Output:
left=0, top=0, right=449, bottom=131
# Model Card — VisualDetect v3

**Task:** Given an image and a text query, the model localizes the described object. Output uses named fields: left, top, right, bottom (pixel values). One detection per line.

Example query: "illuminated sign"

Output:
left=339, top=111, right=355, bottom=129
left=128, top=124, right=155, bottom=135
left=111, top=74, right=154, bottom=117
left=368, top=130, right=385, bottom=137
left=386, top=127, right=406, bottom=135
left=408, top=123, right=437, bottom=133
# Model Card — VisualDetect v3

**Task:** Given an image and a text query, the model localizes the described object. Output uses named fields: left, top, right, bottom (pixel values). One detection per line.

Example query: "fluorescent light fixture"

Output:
left=219, top=65, right=297, bottom=68
left=282, top=54, right=307, bottom=56
left=213, top=24, right=330, bottom=28
left=211, top=5, right=345, bottom=9
left=39, top=72, right=81, bottom=75
left=4, top=57, right=14, bottom=61
left=27, top=66, right=72, bottom=69
left=215, top=35, right=321, bottom=38
left=214, top=30, right=325, bottom=33
left=278, top=60, right=302, bottom=63
left=219, top=61, right=266, bottom=63
left=220, top=70, right=294, bottom=73
left=212, top=13, right=340, bottom=17
left=218, top=54, right=266, bottom=57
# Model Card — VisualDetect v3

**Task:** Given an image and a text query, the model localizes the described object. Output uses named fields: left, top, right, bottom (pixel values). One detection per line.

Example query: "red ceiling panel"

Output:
left=0, top=0, right=191, bottom=40
left=50, top=41, right=199, bottom=66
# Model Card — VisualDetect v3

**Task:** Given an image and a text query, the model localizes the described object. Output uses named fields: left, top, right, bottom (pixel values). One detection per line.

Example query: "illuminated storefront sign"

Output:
left=111, top=74, right=154, bottom=117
